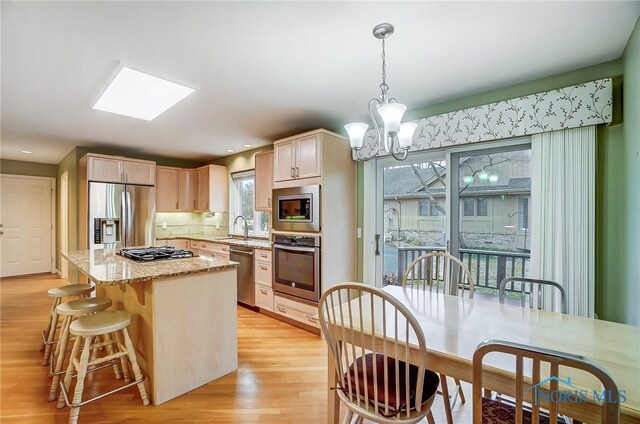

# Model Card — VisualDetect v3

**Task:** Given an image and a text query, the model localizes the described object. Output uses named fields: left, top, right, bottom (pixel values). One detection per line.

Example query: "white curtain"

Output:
left=530, top=126, right=596, bottom=317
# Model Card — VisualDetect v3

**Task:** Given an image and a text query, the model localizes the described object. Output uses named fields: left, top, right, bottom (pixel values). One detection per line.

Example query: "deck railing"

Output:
left=396, top=246, right=530, bottom=292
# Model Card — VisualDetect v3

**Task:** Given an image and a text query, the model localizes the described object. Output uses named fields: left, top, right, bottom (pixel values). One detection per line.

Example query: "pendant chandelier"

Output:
left=345, top=23, right=417, bottom=162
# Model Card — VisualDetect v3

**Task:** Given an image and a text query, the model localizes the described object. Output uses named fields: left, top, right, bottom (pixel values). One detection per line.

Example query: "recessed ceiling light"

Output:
left=92, top=65, right=195, bottom=121
left=225, top=149, right=235, bottom=153
left=21, top=150, right=33, bottom=154
left=243, top=144, right=253, bottom=148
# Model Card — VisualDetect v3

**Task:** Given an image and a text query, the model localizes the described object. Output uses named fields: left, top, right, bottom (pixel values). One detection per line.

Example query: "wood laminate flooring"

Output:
left=1, top=274, right=472, bottom=423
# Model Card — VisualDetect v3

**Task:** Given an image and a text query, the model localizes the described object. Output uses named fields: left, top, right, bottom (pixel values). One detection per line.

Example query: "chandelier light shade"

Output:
left=398, top=122, right=418, bottom=149
left=345, top=23, right=415, bottom=161
left=344, top=122, right=369, bottom=149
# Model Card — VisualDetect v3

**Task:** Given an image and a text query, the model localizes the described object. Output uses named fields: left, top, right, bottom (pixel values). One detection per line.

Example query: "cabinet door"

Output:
left=156, top=167, right=179, bottom=211
left=123, top=160, right=155, bottom=185
left=196, top=167, right=210, bottom=211
left=178, top=169, right=197, bottom=211
left=208, top=165, right=228, bottom=212
left=87, top=156, right=123, bottom=183
left=254, top=151, right=273, bottom=210
left=273, top=140, right=295, bottom=182
left=295, top=134, right=322, bottom=179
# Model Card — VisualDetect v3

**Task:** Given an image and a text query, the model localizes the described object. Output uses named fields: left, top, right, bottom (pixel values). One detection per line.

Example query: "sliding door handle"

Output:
left=375, top=234, right=381, bottom=256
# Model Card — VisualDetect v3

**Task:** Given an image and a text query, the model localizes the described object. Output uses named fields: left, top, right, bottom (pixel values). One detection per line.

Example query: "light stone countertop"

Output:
left=156, top=235, right=272, bottom=251
left=64, top=249, right=238, bottom=286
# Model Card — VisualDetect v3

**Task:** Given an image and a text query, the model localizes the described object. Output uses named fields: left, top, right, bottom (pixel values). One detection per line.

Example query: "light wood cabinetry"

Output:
left=188, top=240, right=230, bottom=261
left=156, top=167, right=180, bottom=211
left=196, top=165, right=228, bottom=212
left=87, top=156, right=122, bottom=183
left=273, top=141, right=295, bottom=182
left=123, top=160, right=155, bottom=185
left=178, top=169, right=197, bottom=210
left=255, top=285, right=274, bottom=311
left=158, top=238, right=188, bottom=250
left=295, top=134, right=322, bottom=179
left=273, top=133, right=322, bottom=186
left=273, top=295, right=319, bottom=329
left=254, top=249, right=273, bottom=311
left=86, top=154, right=155, bottom=185
left=254, top=151, right=274, bottom=211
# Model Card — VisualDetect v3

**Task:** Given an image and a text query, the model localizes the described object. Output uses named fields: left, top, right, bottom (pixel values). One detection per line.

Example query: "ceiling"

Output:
left=2, top=1, right=639, bottom=164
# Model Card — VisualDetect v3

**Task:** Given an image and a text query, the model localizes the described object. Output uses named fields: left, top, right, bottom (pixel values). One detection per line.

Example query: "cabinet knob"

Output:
left=259, top=289, right=268, bottom=295
left=277, top=305, right=286, bottom=312
left=260, top=266, right=268, bottom=271
left=307, top=315, right=318, bottom=323
left=267, top=198, right=271, bottom=207
left=290, top=167, right=294, bottom=178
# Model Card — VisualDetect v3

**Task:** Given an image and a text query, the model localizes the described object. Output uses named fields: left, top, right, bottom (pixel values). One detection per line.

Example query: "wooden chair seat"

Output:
left=56, top=297, right=112, bottom=316
left=344, top=353, right=440, bottom=416
left=481, top=398, right=550, bottom=424
left=70, top=311, right=131, bottom=337
left=47, top=284, right=94, bottom=298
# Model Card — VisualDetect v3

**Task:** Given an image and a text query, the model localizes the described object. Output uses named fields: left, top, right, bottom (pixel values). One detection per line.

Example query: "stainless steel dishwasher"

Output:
left=229, top=246, right=254, bottom=306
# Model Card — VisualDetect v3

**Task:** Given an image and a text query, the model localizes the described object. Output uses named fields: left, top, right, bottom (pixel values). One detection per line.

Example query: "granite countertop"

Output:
left=157, top=235, right=272, bottom=251
left=64, top=249, right=238, bottom=286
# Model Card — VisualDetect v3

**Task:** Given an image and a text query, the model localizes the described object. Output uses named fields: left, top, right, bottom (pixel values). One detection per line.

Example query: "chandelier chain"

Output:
left=380, top=37, right=388, bottom=96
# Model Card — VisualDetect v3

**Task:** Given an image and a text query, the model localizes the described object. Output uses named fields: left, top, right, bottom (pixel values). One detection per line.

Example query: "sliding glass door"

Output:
left=376, top=152, right=447, bottom=287
left=374, top=139, right=532, bottom=295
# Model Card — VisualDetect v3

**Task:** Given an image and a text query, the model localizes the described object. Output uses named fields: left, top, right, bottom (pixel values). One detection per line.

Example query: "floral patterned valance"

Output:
left=356, top=78, right=613, bottom=159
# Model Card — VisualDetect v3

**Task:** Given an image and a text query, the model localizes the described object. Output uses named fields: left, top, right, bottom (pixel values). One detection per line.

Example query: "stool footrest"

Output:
left=58, top=373, right=145, bottom=408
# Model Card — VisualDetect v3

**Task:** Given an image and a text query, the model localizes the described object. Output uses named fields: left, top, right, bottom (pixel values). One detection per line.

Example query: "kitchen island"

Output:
left=64, top=248, right=239, bottom=405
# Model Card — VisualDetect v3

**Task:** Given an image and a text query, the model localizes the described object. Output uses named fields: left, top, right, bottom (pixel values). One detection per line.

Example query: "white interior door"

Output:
left=0, top=176, right=53, bottom=277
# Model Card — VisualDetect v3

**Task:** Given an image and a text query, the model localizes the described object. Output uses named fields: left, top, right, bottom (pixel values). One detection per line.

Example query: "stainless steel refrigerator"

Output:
left=88, top=182, right=155, bottom=249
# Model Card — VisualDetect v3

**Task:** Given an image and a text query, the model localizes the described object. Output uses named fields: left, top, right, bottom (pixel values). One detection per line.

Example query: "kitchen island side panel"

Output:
left=151, top=269, right=238, bottom=405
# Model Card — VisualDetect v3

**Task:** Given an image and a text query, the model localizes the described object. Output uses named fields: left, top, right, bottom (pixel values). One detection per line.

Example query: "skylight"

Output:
left=92, top=66, right=195, bottom=121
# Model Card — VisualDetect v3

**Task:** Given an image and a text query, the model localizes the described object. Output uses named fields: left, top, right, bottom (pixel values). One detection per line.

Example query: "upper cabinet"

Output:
left=273, top=133, right=321, bottom=183
left=123, top=160, right=155, bottom=185
left=254, top=151, right=274, bottom=211
left=197, top=165, right=228, bottom=212
left=178, top=169, right=198, bottom=210
left=156, top=167, right=180, bottom=211
left=87, top=154, right=155, bottom=186
left=156, top=167, right=202, bottom=212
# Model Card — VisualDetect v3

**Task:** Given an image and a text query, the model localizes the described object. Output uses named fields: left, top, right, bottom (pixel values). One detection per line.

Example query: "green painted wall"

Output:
left=355, top=57, right=636, bottom=323
left=0, top=159, right=58, bottom=178
left=615, top=17, right=640, bottom=326
left=207, top=145, right=274, bottom=174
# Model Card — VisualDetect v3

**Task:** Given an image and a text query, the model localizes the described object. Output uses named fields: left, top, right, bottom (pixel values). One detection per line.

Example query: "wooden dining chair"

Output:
left=473, top=339, right=620, bottom=424
left=318, top=283, right=439, bottom=424
left=402, top=252, right=474, bottom=424
left=499, top=277, right=568, bottom=314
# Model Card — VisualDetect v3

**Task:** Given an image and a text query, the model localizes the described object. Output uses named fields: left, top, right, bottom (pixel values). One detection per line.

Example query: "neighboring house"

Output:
left=383, top=151, right=531, bottom=250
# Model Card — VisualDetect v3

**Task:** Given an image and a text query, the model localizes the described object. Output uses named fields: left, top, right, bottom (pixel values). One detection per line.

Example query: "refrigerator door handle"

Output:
left=120, top=191, right=127, bottom=247
left=126, top=191, right=134, bottom=247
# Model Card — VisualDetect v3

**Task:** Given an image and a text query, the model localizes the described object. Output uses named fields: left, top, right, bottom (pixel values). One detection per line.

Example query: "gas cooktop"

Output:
left=120, top=246, right=196, bottom=262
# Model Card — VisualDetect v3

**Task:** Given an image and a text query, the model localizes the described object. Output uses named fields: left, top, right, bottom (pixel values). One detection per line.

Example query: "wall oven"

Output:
left=272, top=233, right=321, bottom=303
left=272, top=185, right=320, bottom=233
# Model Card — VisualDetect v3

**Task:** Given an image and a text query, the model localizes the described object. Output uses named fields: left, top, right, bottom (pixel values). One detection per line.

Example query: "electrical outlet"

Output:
left=161, top=222, right=167, bottom=230
left=357, top=228, right=362, bottom=239
left=215, top=222, right=220, bottom=230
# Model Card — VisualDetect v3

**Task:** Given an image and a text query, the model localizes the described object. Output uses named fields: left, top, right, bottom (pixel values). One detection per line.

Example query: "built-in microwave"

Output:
left=272, top=185, right=320, bottom=232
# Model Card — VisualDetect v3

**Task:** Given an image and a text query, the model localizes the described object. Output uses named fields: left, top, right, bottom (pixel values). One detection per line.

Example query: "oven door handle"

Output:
left=274, top=245, right=317, bottom=253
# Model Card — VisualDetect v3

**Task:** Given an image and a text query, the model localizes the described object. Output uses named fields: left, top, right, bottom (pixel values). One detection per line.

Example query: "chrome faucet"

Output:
left=233, top=215, right=249, bottom=239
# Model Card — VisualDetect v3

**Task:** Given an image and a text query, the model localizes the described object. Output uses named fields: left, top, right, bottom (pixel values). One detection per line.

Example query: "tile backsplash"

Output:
left=155, top=212, right=229, bottom=238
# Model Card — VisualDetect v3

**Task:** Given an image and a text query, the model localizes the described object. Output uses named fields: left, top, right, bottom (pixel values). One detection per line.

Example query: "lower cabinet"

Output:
left=188, top=241, right=229, bottom=261
left=273, top=295, right=320, bottom=329
left=254, top=284, right=274, bottom=311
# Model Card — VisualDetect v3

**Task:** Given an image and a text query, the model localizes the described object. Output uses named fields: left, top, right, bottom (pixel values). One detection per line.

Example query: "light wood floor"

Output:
left=0, top=274, right=472, bottom=423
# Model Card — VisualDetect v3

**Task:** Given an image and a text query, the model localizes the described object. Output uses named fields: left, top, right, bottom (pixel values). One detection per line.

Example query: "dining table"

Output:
left=326, top=285, right=640, bottom=424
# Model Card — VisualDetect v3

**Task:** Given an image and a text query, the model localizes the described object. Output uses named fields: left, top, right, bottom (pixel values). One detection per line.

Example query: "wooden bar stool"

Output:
left=42, top=284, right=95, bottom=366
left=47, top=296, right=114, bottom=401
left=57, top=310, right=150, bottom=424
